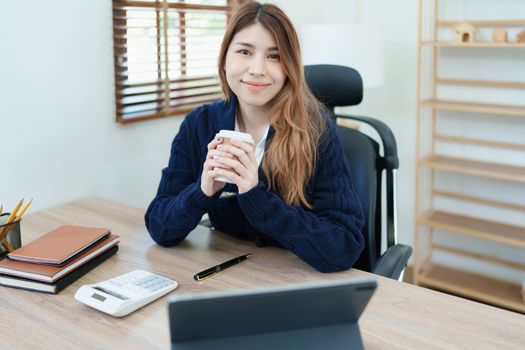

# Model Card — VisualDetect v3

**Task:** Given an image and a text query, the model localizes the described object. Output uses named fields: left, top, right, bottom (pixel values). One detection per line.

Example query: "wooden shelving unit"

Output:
left=414, top=0, right=525, bottom=313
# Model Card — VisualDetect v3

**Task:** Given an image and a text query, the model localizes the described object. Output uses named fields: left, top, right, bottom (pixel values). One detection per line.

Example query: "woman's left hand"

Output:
left=212, top=139, right=259, bottom=194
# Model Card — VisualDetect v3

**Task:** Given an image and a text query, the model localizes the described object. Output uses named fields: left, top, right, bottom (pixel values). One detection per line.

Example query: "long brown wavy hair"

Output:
left=218, top=2, right=326, bottom=209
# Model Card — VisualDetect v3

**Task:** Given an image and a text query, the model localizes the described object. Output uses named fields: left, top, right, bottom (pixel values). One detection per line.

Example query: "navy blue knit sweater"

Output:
left=145, top=96, right=364, bottom=272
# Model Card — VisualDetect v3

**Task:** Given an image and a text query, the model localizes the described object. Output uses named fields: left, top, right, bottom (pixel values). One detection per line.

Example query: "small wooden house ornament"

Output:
left=517, top=29, right=525, bottom=43
left=453, top=22, right=476, bottom=43
left=492, top=28, right=508, bottom=43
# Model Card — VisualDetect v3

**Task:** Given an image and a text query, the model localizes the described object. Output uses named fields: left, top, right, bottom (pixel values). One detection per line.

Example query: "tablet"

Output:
left=169, top=277, right=376, bottom=350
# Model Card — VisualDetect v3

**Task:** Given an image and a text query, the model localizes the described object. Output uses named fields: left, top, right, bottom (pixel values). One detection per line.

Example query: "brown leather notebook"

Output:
left=0, top=234, right=119, bottom=283
left=7, top=225, right=110, bottom=265
left=0, top=245, right=119, bottom=294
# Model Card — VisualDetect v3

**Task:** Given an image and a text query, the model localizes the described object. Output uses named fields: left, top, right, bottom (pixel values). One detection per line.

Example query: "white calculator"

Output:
left=74, top=270, right=178, bottom=317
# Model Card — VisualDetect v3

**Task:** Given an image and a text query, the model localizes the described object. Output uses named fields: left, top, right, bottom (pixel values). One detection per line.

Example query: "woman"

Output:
left=145, top=2, right=364, bottom=272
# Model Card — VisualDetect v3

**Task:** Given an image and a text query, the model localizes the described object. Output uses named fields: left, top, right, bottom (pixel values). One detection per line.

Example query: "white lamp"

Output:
left=301, top=24, right=385, bottom=88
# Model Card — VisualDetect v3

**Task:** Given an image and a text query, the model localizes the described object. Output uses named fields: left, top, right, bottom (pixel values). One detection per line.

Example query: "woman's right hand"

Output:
left=200, top=137, right=231, bottom=197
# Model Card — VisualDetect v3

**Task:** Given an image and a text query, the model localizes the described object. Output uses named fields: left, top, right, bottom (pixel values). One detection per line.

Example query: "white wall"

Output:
left=1, top=0, right=182, bottom=214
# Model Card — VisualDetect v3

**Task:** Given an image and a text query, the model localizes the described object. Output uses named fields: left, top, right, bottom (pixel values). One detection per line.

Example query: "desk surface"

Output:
left=1, top=198, right=524, bottom=350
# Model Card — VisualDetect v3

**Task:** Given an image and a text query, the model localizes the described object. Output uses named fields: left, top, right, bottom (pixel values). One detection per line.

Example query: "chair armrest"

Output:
left=372, top=244, right=412, bottom=280
left=335, top=114, right=399, bottom=170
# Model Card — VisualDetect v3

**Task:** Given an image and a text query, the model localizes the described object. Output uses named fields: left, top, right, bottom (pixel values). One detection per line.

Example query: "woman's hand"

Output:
left=212, top=139, right=259, bottom=194
left=200, top=138, right=229, bottom=197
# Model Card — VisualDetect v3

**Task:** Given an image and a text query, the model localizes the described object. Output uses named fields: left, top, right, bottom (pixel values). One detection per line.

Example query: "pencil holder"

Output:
left=0, top=213, right=22, bottom=259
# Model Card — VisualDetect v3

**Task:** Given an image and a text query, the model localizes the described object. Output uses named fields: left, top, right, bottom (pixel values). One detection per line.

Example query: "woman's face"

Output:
left=224, top=23, right=286, bottom=111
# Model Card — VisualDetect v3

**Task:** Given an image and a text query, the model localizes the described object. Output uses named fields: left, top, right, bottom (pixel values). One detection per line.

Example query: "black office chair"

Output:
left=304, top=64, right=412, bottom=280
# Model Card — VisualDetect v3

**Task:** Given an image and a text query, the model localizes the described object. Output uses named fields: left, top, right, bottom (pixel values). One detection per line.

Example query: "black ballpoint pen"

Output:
left=193, top=253, right=252, bottom=281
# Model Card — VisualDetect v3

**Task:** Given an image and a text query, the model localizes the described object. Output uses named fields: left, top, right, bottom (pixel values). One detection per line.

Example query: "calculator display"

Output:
left=94, top=286, right=129, bottom=300
left=92, top=293, right=107, bottom=302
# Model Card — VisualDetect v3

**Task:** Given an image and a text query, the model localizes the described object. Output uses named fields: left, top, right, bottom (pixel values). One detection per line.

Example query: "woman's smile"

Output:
left=241, top=80, right=272, bottom=91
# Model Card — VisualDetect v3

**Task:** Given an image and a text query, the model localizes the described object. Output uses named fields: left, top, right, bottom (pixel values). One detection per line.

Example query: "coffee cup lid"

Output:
left=216, top=130, right=254, bottom=143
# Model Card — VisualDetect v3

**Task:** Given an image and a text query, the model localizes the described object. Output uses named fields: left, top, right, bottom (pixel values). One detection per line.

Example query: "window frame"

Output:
left=112, top=0, right=234, bottom=124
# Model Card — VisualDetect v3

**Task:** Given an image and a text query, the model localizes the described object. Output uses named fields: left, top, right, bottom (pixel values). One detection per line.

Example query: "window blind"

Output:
left=112, top=0, right=230, bottom=123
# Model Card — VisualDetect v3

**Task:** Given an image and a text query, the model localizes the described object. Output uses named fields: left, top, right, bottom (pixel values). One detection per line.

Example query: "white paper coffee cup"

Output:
left=214, top=130, right=254, bottom=183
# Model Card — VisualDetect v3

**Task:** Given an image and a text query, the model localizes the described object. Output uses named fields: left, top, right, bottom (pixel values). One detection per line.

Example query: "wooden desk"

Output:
left=1, top=198, right=524, bottom=349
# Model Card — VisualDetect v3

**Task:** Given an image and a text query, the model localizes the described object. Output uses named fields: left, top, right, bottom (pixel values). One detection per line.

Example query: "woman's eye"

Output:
left=268, top=54, right=280, bottom=61
left=237, top=49, right=250, bottom=56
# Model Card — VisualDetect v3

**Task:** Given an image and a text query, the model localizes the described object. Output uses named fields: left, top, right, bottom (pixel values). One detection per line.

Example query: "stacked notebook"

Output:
left=0, top=225, right=119, bottom=294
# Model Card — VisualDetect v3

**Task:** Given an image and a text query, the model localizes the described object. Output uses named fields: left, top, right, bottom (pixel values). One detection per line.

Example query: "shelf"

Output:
left=431, top=243, right=525, bottom=271
left=419, top=155, right=525, bottom=182
left=418, top=210, right=525, bottom=248
left=437, top=19, right=525, bottom=27
left=421, top=41, right=525, bottom=48
left=418, top=264, right=525, bottom=313
left=433, top=189, right=525, bottom=212
left=430, top=243, right=525, bottom=271
left=436, top=78, right=525, bottom=90
left=435, top=134, right=525, bottom=151
left=420, top=99, right=525, bottom=116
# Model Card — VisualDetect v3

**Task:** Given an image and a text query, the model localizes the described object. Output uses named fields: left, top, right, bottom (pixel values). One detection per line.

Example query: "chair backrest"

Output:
left=304, top=64, right=394, bottom=272
left=303, top=64, right=363, bottom=109
left=335, top=126, right=381, bottom=272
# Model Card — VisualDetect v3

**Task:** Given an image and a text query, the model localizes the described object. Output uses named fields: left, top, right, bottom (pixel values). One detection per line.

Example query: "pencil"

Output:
left=4, top=199, right=24, bottom=225
left=16, top=198, right=32, bottom=221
